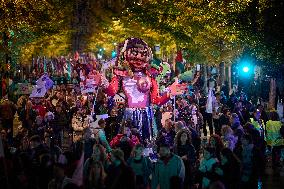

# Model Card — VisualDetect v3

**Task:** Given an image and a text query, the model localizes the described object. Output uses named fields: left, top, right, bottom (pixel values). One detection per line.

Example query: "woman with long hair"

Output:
left=19, top=100, right=37, bottom=130
left=174, top=129, right=196, bottom=189
left=85, top=161, right=107, bottom=189
left=83, top=144, right=108, bottom=184
left=208, top=134, right=224, bottom=161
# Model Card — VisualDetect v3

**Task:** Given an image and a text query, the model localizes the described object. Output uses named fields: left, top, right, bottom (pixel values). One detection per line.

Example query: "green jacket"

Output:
left=152, top=154, right=185, bottom=189
left=127, top=156, right=153, bottom=186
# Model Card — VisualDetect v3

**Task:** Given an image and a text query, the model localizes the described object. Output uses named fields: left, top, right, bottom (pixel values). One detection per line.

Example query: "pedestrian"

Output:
left=94, top=119, right=112, bottom=153
left=105, top=149, right=136, bottom=189
left=235, top=134, right=265, bottom=189
left=174, top=129, right=197, bottom=189
left=152, top=143, right=185, bottom=189
left=127, top=144, right=152, bottom=189
left=215, top=148, right=241, bottom=189
left=196, top=147, right=220, bottom=189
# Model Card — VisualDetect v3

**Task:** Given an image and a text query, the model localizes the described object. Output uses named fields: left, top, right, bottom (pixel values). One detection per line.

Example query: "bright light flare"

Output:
left=242, top=66, right=249, bottom=73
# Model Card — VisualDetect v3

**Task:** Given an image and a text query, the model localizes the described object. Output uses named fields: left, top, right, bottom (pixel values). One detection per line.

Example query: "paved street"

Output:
left=262, top=160, right=283, bottom=189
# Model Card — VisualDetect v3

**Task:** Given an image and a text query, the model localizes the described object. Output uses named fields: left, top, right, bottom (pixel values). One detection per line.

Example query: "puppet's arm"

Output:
left=151, top=77, right=188, bottom=106
left=101, top=75, right=119, bottom=97
left=151, top=78, right=170, bottom=106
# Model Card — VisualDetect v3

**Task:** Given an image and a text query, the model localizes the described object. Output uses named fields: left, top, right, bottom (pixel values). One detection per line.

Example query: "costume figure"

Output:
left=98, top=38, right=196, bottom=143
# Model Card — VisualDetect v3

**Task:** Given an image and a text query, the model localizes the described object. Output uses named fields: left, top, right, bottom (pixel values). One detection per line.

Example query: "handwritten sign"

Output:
left=80, top=71, right=100, bottom=94
left=17, top=83, right=32, bottom=94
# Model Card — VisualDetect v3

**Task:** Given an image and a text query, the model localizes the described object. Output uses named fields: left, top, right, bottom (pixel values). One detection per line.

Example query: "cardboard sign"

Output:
left=17, top=83, right=32, bottom=94
left=30, top=86, right=47, bottom=98
left=80, top=71, right=100, bottom=94
left=30, top=74, right=53, bottom=98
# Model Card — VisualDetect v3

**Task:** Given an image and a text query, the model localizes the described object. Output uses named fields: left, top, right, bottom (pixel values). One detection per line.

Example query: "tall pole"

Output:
left=173, top=96, right=176, bottom=122
left=228, top=64, right=232, bottom=95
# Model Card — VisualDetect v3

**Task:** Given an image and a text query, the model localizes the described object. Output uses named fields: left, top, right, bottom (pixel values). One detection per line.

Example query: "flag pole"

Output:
left=173, top=95, right=176, bottom=122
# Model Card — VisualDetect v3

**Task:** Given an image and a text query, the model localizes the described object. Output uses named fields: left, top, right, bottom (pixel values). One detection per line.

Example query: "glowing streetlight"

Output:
left=242, top=66, right=249, bottom=73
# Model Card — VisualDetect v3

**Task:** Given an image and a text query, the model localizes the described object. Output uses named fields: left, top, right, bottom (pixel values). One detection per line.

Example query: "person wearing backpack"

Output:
left=93, top=119, right=112, bottom=153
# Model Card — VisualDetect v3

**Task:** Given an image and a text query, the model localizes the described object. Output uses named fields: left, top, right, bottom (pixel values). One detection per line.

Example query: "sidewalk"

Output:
left=262, top=156, right=283, bottom=189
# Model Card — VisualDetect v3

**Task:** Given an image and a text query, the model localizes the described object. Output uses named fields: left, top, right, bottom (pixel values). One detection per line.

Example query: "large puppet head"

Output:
left=118, top=38, right=152, bottom=72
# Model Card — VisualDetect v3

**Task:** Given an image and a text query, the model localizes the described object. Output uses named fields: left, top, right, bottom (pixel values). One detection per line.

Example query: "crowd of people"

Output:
left=1, top=67, right=284, bottom=189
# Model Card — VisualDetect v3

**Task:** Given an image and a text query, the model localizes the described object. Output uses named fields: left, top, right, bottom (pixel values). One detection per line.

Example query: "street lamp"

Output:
left=111, top=50, right=117, bottom=58
left=242, top=66, right=249, bottom=73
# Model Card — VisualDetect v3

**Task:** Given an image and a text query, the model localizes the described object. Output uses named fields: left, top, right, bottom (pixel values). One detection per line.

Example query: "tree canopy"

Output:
left=0, top=0, right=72, bottom=68
left=126, top=0, right=283, bottom=65
left=0, top=0, right=283, bottom=67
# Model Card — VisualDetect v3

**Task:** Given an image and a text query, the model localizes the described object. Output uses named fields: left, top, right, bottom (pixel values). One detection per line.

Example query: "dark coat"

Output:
left=105, top=163, right=136, bottom=189
left=235, top=145, right=265, bottom=185
left=219, top=161, right=241, bottom=189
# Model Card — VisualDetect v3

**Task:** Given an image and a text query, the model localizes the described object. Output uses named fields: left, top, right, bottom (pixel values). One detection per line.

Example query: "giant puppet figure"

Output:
left=98, top=38, right=196, bottom=142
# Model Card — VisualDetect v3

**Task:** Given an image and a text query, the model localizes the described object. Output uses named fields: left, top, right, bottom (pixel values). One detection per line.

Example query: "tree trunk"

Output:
left=219, top=62, right=225, bottom=86
left=71, top=0, right=90, bottom=52
left=269, top=78, right=276, bottom=110
left=227, top=64, right=232, bottom=95
left=203, top=64, right=208, bottom=94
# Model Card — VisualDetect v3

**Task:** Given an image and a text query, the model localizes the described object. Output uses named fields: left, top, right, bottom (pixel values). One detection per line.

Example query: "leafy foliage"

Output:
left=0, top=0, right=283, bottom=68
left=0, top=0, right=73, bottom=65
left=126, top=0, right=282, bottom=65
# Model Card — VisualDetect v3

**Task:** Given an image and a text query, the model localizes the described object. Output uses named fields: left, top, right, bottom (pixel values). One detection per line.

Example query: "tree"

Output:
left=0, top=0, right=72, bottom=66
left=126, top=0, right=278, bottom=65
